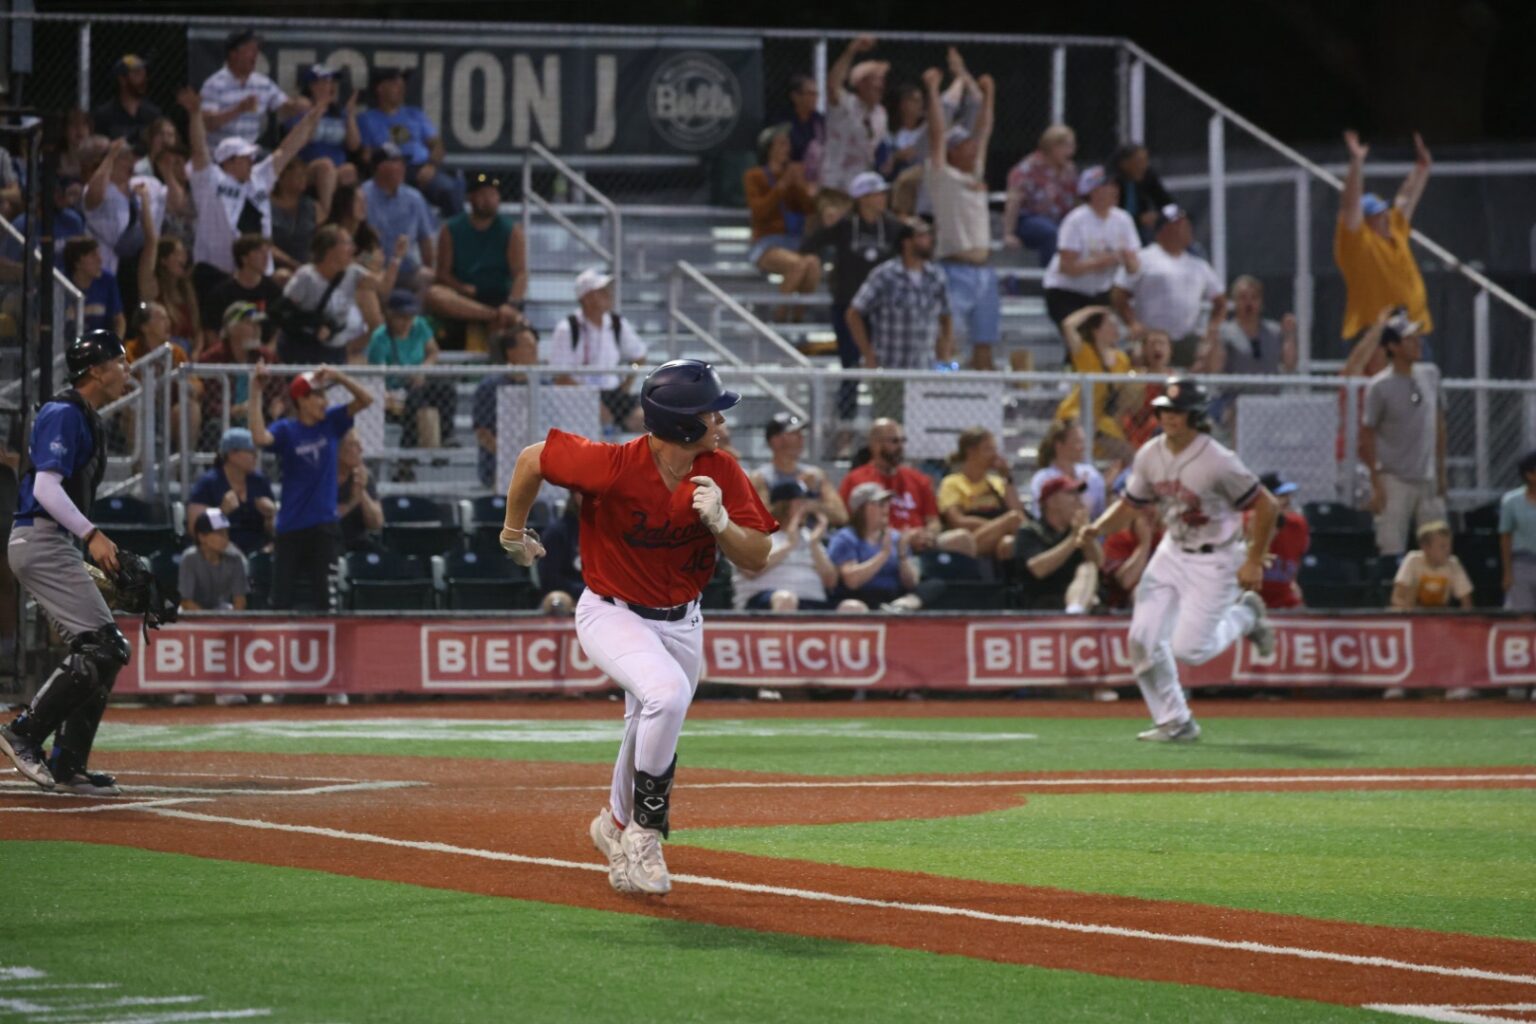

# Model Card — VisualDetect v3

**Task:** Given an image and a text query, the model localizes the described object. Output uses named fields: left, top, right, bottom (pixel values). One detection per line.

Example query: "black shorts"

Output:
left=1044, top=288, right=1110, bottom=328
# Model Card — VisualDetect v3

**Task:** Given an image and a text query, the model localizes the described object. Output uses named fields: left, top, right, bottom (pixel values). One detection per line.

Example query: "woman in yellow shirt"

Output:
left=1054, top=304, right=1132, bottom=460
left=937, top=427, right=1026, bottom=559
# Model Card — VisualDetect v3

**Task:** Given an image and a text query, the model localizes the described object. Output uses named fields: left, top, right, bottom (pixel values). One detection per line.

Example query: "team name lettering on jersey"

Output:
left=623, top=511, right=712, bottom=550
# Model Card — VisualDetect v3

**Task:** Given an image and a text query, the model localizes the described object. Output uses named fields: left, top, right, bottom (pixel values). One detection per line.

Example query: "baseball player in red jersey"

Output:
left=500, top=359, right=776, bottom=894
left=1078, top=377, right=1279, bottom=741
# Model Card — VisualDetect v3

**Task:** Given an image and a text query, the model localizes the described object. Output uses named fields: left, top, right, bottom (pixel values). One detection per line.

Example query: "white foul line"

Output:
left=530, top=771, right=1536, bottom=792
left=0, top=780, right=424, bottom=798
left=132, top=804, right=1536, bottom=989
left=1363, top=1004, right=1536, bottom=1024
left=0, top=798, right=212, bottom=815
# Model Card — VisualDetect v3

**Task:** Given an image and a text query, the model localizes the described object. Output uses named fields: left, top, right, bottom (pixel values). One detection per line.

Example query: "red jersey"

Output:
left=838, top=464, right=939, bottom=532
left=1249, top=508, right=1309, bottom=609
left=541, top=429, right=777, bottom=607
left=1099, top=524, right=1163, bottom=608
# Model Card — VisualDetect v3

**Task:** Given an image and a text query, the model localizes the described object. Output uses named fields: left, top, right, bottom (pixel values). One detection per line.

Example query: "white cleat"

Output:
left=589, top=809, right=636, bottom=894
left=1137, top=718, right=1202, bottom=743
left=1239, top=591, right=1275, bottom=659
left=620, top=824, right=672, bottom=895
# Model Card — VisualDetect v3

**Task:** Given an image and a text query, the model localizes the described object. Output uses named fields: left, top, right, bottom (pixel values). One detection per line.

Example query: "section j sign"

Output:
left=187, top=28, right=763, bottom=161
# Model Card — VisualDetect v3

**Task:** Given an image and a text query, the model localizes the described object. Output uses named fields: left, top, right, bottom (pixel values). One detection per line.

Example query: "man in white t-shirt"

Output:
left=1112, top=205, right=1225, bottom=369
left=199, top=28, right=306, bottom=149
left=1041, top=165, right=1142, bottom=339
left=182, top=86, right=323, bottom=296
left=543, top=268, right=648, bottom=432
left=821, top=36, right=889, bottom=196
left=921, top=65, right=1004, bottom=372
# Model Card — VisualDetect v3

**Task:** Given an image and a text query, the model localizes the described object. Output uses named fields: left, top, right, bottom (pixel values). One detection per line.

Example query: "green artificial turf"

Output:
left=681, top=788, right=1536, bottom=942
left=2, top=841, right=1406, bottom=1023
left=95, top=713, right=1536, bottom=775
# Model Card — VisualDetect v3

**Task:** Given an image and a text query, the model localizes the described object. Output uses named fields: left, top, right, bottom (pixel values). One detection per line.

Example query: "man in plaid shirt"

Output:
left=846, top=219, right=952, bottom=370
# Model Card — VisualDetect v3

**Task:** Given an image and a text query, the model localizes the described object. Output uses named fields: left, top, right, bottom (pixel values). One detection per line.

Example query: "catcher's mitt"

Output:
left=89, top=549, right=180, bottom=639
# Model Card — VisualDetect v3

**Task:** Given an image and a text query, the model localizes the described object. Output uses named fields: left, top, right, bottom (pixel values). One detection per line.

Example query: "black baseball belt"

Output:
left=601, top=594, right=695, bottom=622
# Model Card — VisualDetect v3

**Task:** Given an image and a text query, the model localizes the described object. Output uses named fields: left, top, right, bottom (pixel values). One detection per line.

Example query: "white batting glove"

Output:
left=500, top=527, right=545, bottom=567
left=690, top=476, right=730, bottom=535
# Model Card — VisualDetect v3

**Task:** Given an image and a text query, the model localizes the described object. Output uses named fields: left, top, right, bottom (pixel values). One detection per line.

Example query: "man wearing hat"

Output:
left=1336, top=130, right=1433, bottom=346
left=93, top=54, right=162, bottom=142
left=247, top=362, right=374, bottom=611
left=1042, top=164, right=1142, bottom=332
left=748, top=411, right=848, bottom=528
left=2, top=330, right=134, bottom=794
left=922, top=63, right=1005, bottom=372
left=366, top=289, right=455, bottom=451
left=361, top=142, right=437, bottom=287
left=284, top=65, right=361, bottom=218
left=181, top=83, right=324, bottom=290
left=544, top=268, right=648, bottom=433
left=1111, top=204, right=1225, bottom=369
left=1251, top=472, right=1309, bottom=610
left=179, top=509, right=249, bottom=612
left=199, top=28, right=304, bottom=150
left=820, top=35, right=889, bottom=196
left=800, top=171, right=904, bottom=418
left=1360, top=311, right=1446, bottom=557
left=1015, top=476, right=1101, bottom=612
left=427, top=171, right=527, bottom=340
left=186, top=425, right=276, bottom=558
left=359, top=66, right=464, bottom=218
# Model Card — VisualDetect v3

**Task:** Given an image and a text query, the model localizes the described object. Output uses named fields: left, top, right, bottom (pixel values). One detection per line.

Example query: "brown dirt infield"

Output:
left=5, top=750, right=1536, bottom=1012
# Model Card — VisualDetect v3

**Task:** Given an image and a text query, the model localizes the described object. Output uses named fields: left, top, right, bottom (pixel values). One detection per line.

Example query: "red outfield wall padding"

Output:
left=112, top=613, right=1535, bottom=695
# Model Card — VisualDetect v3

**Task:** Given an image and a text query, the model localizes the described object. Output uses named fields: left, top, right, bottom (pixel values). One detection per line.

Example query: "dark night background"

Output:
left=37, top=0, right=1536, bottom=147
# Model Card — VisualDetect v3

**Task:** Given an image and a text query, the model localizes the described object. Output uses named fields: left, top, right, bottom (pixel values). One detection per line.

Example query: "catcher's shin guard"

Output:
left=632, top=757, right=676, bottom=837
left=21, top=624, right=130, bottom=743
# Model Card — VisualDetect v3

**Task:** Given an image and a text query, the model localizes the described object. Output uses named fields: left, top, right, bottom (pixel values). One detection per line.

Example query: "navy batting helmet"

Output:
left=1150, top=376, right=1209, bottom=427
left=641, top=359, right=740, bottom=444
left=67, top=329, right=127, bottom=383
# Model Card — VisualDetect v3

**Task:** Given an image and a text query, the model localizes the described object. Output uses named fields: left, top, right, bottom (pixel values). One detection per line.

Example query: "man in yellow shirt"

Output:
left=1334, top=130, right=1433, bottom=343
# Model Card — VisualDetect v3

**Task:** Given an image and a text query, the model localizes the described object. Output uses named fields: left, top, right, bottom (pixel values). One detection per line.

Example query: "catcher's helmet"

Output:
left=67, top=329, right=127, bottom=382
left=1150, top=375, right=1209, bottom=426
left=641, top=359, right=740, bottom=444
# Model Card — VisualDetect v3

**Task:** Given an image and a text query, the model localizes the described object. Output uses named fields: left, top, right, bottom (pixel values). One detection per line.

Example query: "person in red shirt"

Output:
left=500, top=359, right=774, bottom=897
left=1100, top=501, right=1162, bottom=610
left=1250, top=471, right=1309, bottom=609
left=838, top=417, right=975, bottom=555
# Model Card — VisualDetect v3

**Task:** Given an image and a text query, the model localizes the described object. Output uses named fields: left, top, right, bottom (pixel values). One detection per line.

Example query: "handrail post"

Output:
left=1474, top=290, right=1490, bottom=492
left=1128, top=58, right=1145, bottom=142
left=1342, top=380, right=1360, bottom=505
left=813, top=37, right=827, bottom=115
left=178, top=365, right=192, bottom=502
left=1207, top=113, right=1227, bottom=284
left=1049, top=46, right=1066, bottom=125
left=77, top=22, right=90, bottom=112
left=667, top=270, right=681, bottom=360
left=1293, top=170, right=1313, bottom=374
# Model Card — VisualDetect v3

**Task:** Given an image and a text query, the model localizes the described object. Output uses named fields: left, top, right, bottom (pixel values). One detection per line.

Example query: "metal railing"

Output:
left=521, top=141, right=623, bottom=310
left=0, top=216, right=85, bottom=405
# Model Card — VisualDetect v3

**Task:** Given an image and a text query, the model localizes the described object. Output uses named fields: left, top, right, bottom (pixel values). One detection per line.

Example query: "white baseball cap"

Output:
left=213, top=137, right=259, bottom=164
left=848, top=172, right=890, bottom=199
left=574, top=267, right=614, bottom=300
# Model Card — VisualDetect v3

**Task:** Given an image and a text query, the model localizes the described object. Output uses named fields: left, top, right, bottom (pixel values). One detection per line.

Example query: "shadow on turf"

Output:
left=1200, top=742, right=1359, bottom=760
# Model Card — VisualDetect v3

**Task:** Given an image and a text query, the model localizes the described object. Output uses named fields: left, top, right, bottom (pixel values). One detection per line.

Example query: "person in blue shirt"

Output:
left=358, top=66, right=464, bottom=219
left=185, top=426, right=277, bottom=556
left=2, top=330, right=135, bottom=796
left=247, top=361, right=374, bottom=611
left=360, top=144, right=437, bottom=288
left=826, top=481, right=921, bottom=609
left=283, top=65, right=362, bottom=225
left=3, top=177, right=85, bottom=265
left=63, top=237, right=125, bottom=338
left=365, top=289, right=454, bottom=450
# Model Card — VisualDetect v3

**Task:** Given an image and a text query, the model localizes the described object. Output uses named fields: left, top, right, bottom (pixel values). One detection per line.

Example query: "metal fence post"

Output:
left=1129, top=59, right=1145, bottom=143
left=1474, top=289, right=1490, bottom=492
left=1049, top=46, right=1066, bottom=125
left=76, top=22, right=90, bottom=112
left=1207, top=113, right=1227, bottom=284
left=813, top=38, right=827, bottom=115
left=178, top=365, right=192, bottom=501
left=666, top=269, right=680, bottom=360
left=1115, top=46, right=1129, bottom=143
left=1342, top=379, right=1360, bottom=505
left=1293, top=170, right=1313, bottom=373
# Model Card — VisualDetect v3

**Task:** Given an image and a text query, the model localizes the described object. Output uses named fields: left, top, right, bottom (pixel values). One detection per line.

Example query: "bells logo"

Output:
left=647, top=52, right=741, bottom=152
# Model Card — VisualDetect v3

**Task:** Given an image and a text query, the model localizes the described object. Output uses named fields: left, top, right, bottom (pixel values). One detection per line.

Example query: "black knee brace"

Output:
left=25, top=624, right=130, bottom=741
left=46, top=625, right=130, bottom=777
left=633, top=756, right=677, bottom=838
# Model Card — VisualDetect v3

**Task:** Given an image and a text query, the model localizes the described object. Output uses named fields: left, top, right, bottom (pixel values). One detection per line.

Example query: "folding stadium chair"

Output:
left=463, top=494, right=551, bottom=554
left=246, top=550, right=274, bottom=611
left=1461, top=502, right=1500, bottom=534
left=381, top=495, right=463, bottom=560
left=1302, top=502, right=1372, bottom=532
left=915, top=550, right=1009, bottom=611
left=90, top=495, right=177, bottom=558
left=1454, top=531, right=1504, bottom=607
left=339, top=550, right=435, bottom=611
left=1297, top=553, right=1370, bottom=609
left=435, top=549, right=540, bottom=611
left=148, top=547, right=184, bottom=596
left=701, top=559, right=734, bottom=611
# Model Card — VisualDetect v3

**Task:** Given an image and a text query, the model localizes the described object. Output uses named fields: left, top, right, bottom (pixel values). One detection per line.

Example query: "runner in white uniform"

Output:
left=1079, top=377, right=1278, bottom=740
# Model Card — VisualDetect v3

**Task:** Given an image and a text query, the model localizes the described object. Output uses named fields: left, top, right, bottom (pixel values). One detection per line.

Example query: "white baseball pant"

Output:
left=1127, top=538, right=1257, bottom=726
left=574, top=588, right=703, bottom=826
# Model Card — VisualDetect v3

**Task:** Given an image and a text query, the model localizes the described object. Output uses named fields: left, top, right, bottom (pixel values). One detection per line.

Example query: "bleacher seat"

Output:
left=246, top=550, right=273, bottom=610
left=462, top=495, right=552, bottom=553
left=340, top=550, right=435, bottom=611
left=1303, top=502, right=1372, bottom=532
left=701, top=559, right=734, bottom=611
left=1454, top=532, right=1504, bottom=607
left=1364, top=554, right=1401, bottom=603
left=436, top=549, right=539, bottom=611
left=1308, top=528, right=1376, bottom=560
left=1462, top=502, right=1500, bottom=533
left=381, top=496, right=462, bottom=560
left=148, top=547, right=184, bottom=596
left=1298, top=553, right=1371, bottom=609
left=914, top=550, right=1010, bottom=610
left=90, top=495, right=177, bottom=558
left=918, top=549, right=989, bottom=582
